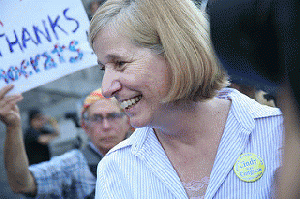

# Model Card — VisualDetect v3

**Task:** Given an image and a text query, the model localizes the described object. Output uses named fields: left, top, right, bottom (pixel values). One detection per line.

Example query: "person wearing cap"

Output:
left=0, top=85, right=132, bottom=198
left=24, top=108, right=60, bottom=165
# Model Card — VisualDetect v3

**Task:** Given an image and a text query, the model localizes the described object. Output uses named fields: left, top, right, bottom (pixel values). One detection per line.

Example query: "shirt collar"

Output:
left=89, top=142, right=104, bottom=157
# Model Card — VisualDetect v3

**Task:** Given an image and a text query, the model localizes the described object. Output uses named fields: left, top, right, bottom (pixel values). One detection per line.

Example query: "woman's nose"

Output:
left=101, top=69, right=121, bottom=98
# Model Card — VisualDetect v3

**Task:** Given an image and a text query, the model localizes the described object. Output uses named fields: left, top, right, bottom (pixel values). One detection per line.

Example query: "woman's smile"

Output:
left=120, top=95, right=142, bottom=110
left=93, top=26, right=171, bottom=127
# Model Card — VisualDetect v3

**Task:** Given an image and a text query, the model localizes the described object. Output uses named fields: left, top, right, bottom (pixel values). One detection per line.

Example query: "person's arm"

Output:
left=276, top=83, right=300, bottom=199
left=0, top=85, right=37, bottom=195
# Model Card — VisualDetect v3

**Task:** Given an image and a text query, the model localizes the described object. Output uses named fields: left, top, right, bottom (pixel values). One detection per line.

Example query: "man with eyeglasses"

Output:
left=0, top=86, right=132, bottom=199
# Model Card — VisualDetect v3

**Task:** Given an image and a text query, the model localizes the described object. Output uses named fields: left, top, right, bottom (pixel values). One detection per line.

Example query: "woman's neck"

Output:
left=153, top=97, right=231, bottom=147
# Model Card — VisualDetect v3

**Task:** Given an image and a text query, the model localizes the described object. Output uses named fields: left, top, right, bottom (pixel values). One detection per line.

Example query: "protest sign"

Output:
left=0, top=0, right=97, bottom=94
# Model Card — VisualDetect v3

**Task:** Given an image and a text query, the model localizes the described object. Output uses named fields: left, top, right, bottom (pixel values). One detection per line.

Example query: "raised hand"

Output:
left=0, top=85, right=23, bottom=127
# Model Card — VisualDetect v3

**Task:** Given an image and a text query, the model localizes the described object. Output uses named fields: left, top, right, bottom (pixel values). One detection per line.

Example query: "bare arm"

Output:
left=4, top=125, right=37, bottom=195
left=276, top=83, right=300, bottom=199
left=0, top=85, right=37, bottom=195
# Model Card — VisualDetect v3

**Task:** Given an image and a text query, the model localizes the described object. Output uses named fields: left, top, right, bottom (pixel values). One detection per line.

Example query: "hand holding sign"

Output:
left=0, top=85, right=23, bottom=127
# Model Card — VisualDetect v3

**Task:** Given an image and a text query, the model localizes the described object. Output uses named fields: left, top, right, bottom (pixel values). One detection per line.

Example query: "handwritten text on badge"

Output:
left=234, top=153, right=265, bottom=182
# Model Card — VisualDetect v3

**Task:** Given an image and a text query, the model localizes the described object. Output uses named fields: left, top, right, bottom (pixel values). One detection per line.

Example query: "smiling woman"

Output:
left=92, top=25, right=172, bottom=128
left=89, top=0, right=284, bottom=198
left=89, top=0, right=229, bottom=102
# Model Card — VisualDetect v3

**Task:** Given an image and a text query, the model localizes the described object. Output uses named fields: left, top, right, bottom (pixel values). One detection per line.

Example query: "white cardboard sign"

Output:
left=0, top=0, right=97, bottom=94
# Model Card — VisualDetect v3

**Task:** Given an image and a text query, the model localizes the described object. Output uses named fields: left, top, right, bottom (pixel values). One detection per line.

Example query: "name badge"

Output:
left=234, top=153, right=265, bottom=182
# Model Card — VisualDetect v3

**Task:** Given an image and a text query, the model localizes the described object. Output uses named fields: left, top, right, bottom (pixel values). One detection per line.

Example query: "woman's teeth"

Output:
left=121, top=95, right=142, bottom=109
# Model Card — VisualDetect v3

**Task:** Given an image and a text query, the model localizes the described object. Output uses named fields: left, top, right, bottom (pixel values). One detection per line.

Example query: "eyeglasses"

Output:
left=86, top=112, right=125, bottom=124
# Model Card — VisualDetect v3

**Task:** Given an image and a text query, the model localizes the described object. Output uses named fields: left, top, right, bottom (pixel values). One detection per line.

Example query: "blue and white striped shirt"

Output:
left=28, top=149, right=96, bottom=199
left=95, top=88, right=283, bottom=199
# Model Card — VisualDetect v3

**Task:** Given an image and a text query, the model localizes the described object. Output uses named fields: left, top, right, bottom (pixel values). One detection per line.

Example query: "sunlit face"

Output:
left=83, top=99, right=130, bottom=155
left=92, top=25, right=171, bottom=128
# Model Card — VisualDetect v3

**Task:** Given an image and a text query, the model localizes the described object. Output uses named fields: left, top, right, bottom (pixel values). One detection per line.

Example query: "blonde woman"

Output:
left=89, top=0, right=284, bottom=198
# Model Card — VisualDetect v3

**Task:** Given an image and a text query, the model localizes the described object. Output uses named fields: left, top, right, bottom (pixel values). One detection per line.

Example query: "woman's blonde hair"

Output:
left=90, top=0, right=229, bottom=102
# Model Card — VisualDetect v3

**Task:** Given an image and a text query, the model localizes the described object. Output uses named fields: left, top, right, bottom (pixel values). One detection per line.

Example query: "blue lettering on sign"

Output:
left=63, top=8, right=79, bottom=33
left=48, top=15, right=68, bottom=40
left=6, top=30, right=23, bottom=53
left=22, top=28, right=38, bottom=48
left=33, top=20, right=52, bottom=44
left=0, top=33, right=5, bottom=56
left=19, top=60, right=30, bottom=78
left=2, top=61, right=30, bottom=83
left=51, top=44, right=66, bottom=63
left=69, top=41, right=83, bottom=63
left=30, top=55, right=41, bottom=72
left=0, top=69, right=10, bottom=83
left=6, top=67, right=18, bottom=81
left=42, top=52, right=57, bottom=70
left=0, top=7, right=80, bottom=57
left=0, top=40, right=84, bottom=84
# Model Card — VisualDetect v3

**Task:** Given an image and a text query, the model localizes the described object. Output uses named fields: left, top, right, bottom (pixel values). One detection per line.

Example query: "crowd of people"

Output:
left=0, top=0, right=299, bottom=198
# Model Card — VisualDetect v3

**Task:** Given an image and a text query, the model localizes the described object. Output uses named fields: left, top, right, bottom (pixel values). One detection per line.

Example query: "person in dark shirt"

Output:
left=24, top=109, right=60, bottom=165
left=208, top=0, right=299, bottom=198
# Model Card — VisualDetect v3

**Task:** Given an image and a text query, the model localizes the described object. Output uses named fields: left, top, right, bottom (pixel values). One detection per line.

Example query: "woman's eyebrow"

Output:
left=97, top=54, right=124, bottom=66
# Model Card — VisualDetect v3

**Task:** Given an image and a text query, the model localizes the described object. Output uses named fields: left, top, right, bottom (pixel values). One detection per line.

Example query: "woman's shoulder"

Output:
left=219, top=88, right=283, bottom=133
left=221, top=88, right=282, bottom=118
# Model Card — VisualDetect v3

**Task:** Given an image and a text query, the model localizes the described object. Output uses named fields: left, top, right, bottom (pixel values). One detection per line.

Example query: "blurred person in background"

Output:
left=88, top=0, right=106, bottom=20
left=24, top=108, right=60, bottom=165
left=255, top=90, right=277, bottom=108
left=0, top=85, right=132, bottom=198
left=208, top=0, right=299, bottom=198
left=229, top=75, right=277, bottom=107
left=230, top=82, right=277, bottom=107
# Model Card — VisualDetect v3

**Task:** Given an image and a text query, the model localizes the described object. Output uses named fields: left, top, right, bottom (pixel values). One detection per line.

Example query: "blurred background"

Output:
left=0, top=1, right=105, bottom=198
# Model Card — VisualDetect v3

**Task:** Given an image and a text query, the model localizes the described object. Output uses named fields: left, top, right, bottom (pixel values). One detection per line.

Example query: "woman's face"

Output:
left=93, top=26, right=171, bottom=128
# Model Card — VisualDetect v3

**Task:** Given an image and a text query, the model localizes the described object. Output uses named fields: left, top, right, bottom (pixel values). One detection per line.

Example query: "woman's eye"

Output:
left=115, top=61, right=127, bottom=71
left=117, top=61, right=126, bottom=67
left=98, top=64, right=105, bottom=71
